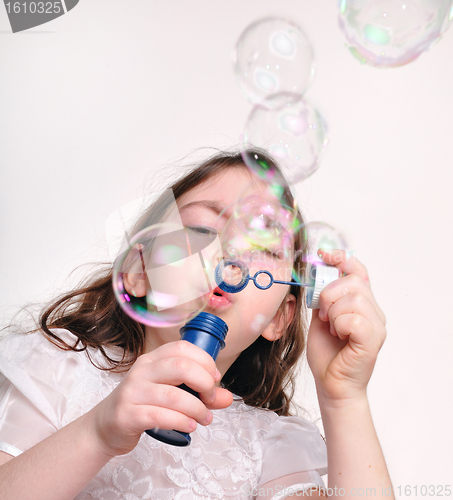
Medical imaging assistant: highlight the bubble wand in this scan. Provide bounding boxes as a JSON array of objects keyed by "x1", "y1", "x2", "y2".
[{"x1": 215, "y1": 259, "x2": 340, "y2": 309}]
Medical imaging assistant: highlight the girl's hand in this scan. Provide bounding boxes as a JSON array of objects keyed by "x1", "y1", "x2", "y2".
[
  {"x1": 88, "y1": 341, "x2": 233, "y2": 457},
  {"x1": 306, "y1": 250, "x2": 387, "y2": 406}
]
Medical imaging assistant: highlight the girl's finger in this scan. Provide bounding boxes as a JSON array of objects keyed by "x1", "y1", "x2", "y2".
[
  {"x1": 143, "y1": 340, "x2": 221, "y2": 383},
  {"x1": 133, "y1": 403, "x2": 199, "y2": 435},
  {"x1": 333, "y1": 313, "x2": 386, "y2": 354},
  {"x1": 129, "y1": 355, "x2": 219, "y2": 407},
  {"x1": 134, "y1": 383, "x2": 214, "y2": 426},
  {"x1": 326, "y1": 292, "x2": 385, "y2": 346},
  {"x1": 154, "y1": 357, "x2": 216, "y2": 392},
  {"x1": 317, "y1": 249, "x2": 371, "y2": 286},
  {"x1": 204, "y1": 387, "x2": 234, "y2": 410},
  {"x1": 318, "y1": 274, "x2": 386, "y2": 327}
]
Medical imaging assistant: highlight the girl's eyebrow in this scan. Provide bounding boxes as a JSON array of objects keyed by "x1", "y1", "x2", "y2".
[{"x1": 179, "y1": 200, "x2": 227, "y2": 215}]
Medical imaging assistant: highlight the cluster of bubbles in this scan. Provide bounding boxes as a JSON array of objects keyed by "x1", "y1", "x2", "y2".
[
  {"x1": 113, "y1": 0, "x2": 453, "y2": 328},
  {"x1": 230, "y1": 17, "x2": 348, "y2": 326},
  {"x1": 233, "y1": 17, "x2": 329, "y2": 185},
  {"x1": 338, "y1": 0, "x2": 453, "y2": 67},
  {"x1": 111, "y1": 15, "x2": 353, "y2": 328}
]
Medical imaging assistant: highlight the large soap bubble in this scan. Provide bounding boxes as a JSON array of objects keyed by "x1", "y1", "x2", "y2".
[
  {"x1": 233, "y1": 17, "x2": 315, "y2": 107},
  {"x1": 112, "y1": 223, "x2": 222, "y2": 327},
  {"x1": 338, "y1": 0, "x2": 453, "y2": 67},
  {"x1": 243, "y1": 94, "x2": 329, "y2": 185},
  {"x1": 292, "y1": 221, "x2": 351, "y2": 285}
]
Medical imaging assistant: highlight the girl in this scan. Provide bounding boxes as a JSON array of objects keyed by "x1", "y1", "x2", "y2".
[{"x1": 0, "y1": 150, "x2": 392, "y2": 499}]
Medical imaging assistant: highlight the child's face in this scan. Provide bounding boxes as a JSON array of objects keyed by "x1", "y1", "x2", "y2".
[{"x1": 145, "y1": 166, "x2": 296, "y2": 375}]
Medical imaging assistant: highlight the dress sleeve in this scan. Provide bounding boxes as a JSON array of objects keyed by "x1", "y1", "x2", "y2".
[
  {"x1": 257, "y1": 414, "x2": 328, "y2": 493},
  {"x1": 0, "y1": 330, "x2": 85, "y2": 456}
]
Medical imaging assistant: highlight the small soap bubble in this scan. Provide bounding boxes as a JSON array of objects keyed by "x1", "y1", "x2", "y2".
[
  {"x1": 250, "y1": 314, "x2": 267, "y2": 333},
  {"x1": 232, "y1": 181, "x2": 299, "y2": 249},
  {"x1": 112, "y1": 222, "x2": 222, "y2": 327},
  {"x1": 243, "y1": 94, "x2": 329, "y2": 185},
  {"x1": 233, "y1": 17, "x2": 315, "y2": 107},
  {"x1": 304, "y1": 221, "x2": 350, "y2": 265},
  {"x1": 292, "y1": 221, "x2": 350, "y2": 285},
  {"x1": 338, "y1": 0, "x2": 453, "y2": 67}
]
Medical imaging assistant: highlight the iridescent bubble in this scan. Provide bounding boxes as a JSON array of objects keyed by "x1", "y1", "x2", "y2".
[
  {"x1": 215, "y1": 208, "x2": 295, "y2": 287},
  {"x1": 232, "y1": 180, "x2": 299, "y2": 248},
  {"x1": 112, "y1": 222, "x2": 222, "y2": 327},
  {"x1": 250, "y1": 313, "x2": 267, "y2": 333},
  {"x1": 243, "y1": 94, "x2": 329, "y2": 185},
  {"x1": 240, "y1": 150, "x2": 287, "y2": 187},
  {"x1": 338, "y1": 0, "x2": 453, "y2": 68},
  {"x1": 445, "y1": 2, "x2": 453, "y2": 31},
  {"x1": 233, "y1": 17, "x2": 315, "y2": 107},
  {"x1": 291, "y1": 221, "x2": 350, "y2": 286}
]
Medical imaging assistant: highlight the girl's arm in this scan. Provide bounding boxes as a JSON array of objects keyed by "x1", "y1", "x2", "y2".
[
  {"x1": 319, "y1": 395, "x2": 393, "y2": 498},
  {"x1": 0, "y1": 340, "x2": 232, "y2": 500},
  {"x1": 0, "y1": 408, "x2": 113, "y2": 500},
  {"x1": 307, "y1": 250, "x2": 394, "y2": 499}
]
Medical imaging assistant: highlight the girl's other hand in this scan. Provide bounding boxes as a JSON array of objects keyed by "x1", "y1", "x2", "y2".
[
  {"x1": 87, "y1": 341, "x2": 233, "y2": 458},
  {"x1": 306, "y1": 249, "x2": 387, "y2": 406}
]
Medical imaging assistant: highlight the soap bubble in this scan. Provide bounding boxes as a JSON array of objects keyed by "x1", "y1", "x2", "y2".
[
  {"x1": 446, "y1": 3, "x2": 453, "y2": 30},
  {"x1": 243, "y1": 94, "x2": 329, "y2": 185},
  {"x1": 303, "y1": 221, "x2": 350, "y2": 265},
  {"x1": 215, "y1": 201, "x2": 295, "y2": 288},
  {"x1": 207, "y1": 178, "x2": 300, "y2": 299},
  {"x1": 232, "y1": 181, "x2": 299, "y2": 248},
  {"x1": 250, "y1": 313, "x2": 267, "y2": 333},
  {"x1": 338, "y1": 0, "x2": 453, "y2": 67},
  {"x1": 241, "y1": 149, "x2": 288, "y2": 187},
  {"x1": 112, "y1": 222, "x2": 222, "y2": 327},
  {"x1": 292, "y1": 221, "x2": 351, "y2": 285},
  {"x1": 233, "y1": 17, "x2": 315, "y2": 107}
]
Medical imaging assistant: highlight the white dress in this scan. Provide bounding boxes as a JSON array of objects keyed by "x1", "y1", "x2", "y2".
[{"x1": 0, "y1": 329, "x2": 327, "y2": 499}]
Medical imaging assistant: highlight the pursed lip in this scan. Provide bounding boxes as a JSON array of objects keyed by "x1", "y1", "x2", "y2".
[{"x1": 206, "y1": 286, "x2": 235, "y2": 309}]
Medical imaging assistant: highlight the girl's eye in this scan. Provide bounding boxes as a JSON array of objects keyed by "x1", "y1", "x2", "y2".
[
  {"x1": 252, "y1": 245, "x2": 279, "y2": 258},
  {"x1": 186, "y1": 226, "x2": 217, "y2": 236}
]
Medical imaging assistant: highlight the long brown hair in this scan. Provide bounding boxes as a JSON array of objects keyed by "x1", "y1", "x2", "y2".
[{"x1": 37, "y1": 149, "x2": 308, "y2": 416}]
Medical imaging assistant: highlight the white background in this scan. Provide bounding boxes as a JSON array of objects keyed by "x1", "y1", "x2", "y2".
[{"x1": 1, "y1": 0, "x2": 452, "y2": 490}]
